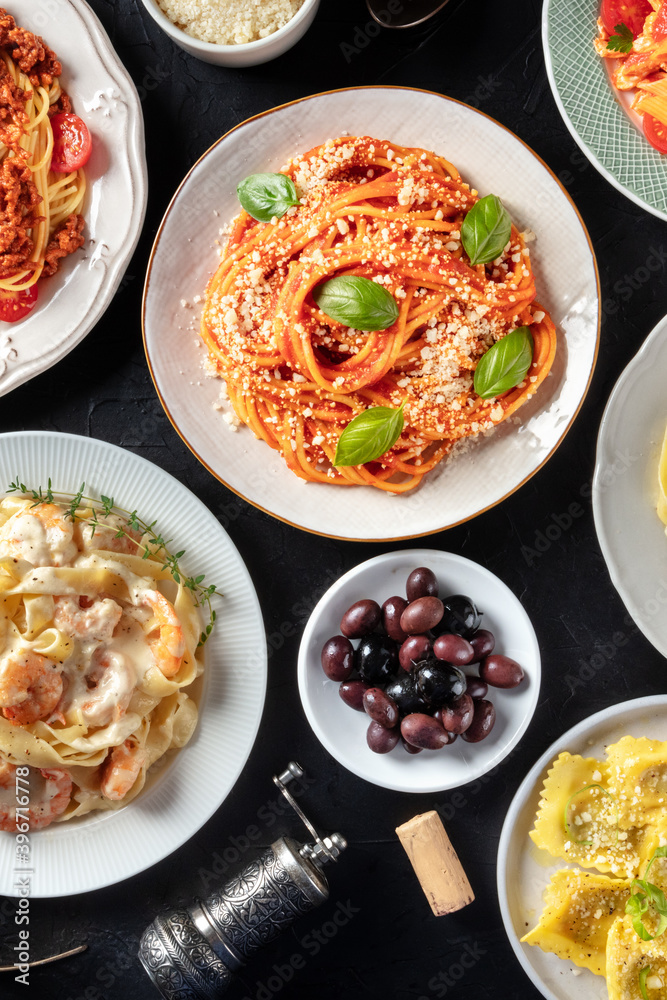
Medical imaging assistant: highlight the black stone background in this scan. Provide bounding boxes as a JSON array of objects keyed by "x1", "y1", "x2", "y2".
[{"x1": 0, "y1": 0, "x2": 665, "y2": 997}]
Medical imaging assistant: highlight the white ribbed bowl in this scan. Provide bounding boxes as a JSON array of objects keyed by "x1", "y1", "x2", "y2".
[
  {"x1": 140, "y1": 0, "x2": 320, "y2": 66},
  {"x1": 0, "y1": 432, "x2": 266, "y2": 896}
]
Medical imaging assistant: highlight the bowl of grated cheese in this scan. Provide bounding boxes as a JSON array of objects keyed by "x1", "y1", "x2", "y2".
[{"x1": 140, "y1": 0, "x2": 320, "y2": 66}]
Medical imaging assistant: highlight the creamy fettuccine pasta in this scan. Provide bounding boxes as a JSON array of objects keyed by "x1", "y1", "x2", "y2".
[{"x1": 0, "y1": 496, "x2": 204, "y2": 829}]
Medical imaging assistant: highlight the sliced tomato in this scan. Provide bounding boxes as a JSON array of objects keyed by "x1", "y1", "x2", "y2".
[
  {"x1": 50, "y1": 113, "x2": 92, "y2": 173},
  {"x1": 601, "y1": 0, "x2": 652, "y2": 36},
  {"x1": 652, "y1": 0, "x2": 667, "y2": 40},
  {"x1": 0, "y1": 284, "x2": 38, "y2": 323},
  {"x1": 643, "y1": 113, "x2": 667, "y2": 152}
]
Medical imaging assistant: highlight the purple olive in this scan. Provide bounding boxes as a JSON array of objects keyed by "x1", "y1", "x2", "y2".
[
  {"x1": 363, "y1": 688, "x2": 399, "y2": 729},
  {"x1": 401, "y1": 713, "x2": 450, "y2": 750},
  {"x1": 406, "y1": 567, "x2": 438, "y2": 601},
  {"x1": 367, "y1": 721, "x2": 400, "y2": 754},
  {"x1": 340, "y1": 599, "x2": 381, "y2": 639},
  {"x1": 433, "y1": 633, "x2": 475, "y2": 666},
  {"x1": 382, "y1": 596, "x2": 408, "y2": 643},
  {"x1": 401, "y1": 736, "x2": 424, "y2": 754},
  {"x1": 433, "y1": 709, "x2": 458, "y2": 742},
  {"x1": 398, "y1": 634, "x2": 432, "y2": 671},
  {"x1": 461, "y1": 700, "x2": 496, "y2": 742},
  {"x1": 339, "y1": 680, "x2": 371, "y2": 711},
  {"x1": 321, "y1": 635, "x2": 354, "y2": 681},
  {"x1": 480, "y1": 654, "x2": 524, "y2": 689},
  {"x1": 400, "y1": 596, "x2": 444, "y2": 635},
  {"x1": 470, "y1": 628, "x2": 495, "y2": 660},
  {"x1": 465, "y1": 676, "x2": 488, "y2": 701},
  {"x1": 438, "y1": 693, "x2": 474, "y2": 734}
]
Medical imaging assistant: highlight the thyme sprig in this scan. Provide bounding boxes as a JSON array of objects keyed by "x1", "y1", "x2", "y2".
[{"x1": 7, "y1": 478, "x2": 219, "y2": 646}]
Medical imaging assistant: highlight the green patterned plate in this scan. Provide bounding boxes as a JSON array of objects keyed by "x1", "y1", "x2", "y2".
[{"x1": 543, "y1": 0, "x2": 667, "y2": 220}]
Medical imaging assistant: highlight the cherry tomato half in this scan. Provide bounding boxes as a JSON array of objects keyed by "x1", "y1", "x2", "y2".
[
  {"x1": 50, "y1": 113, "x2": 92, "y2": 173},
  {"x1": 0, "y1": 284, "x2": 38, "y2": 323},
  {"x1": 601, "y1": 0, "x2": 652, "y2": 36},
  {"x1": 643, "y1": 113, "x2": 667, "y2": 153},
  {"x1": 653, "y1": 0, "x2": 667, "y2": 40}
]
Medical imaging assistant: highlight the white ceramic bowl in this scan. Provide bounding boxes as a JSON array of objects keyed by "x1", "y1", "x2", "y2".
[
  {"x1": 297, "y1": 549, "x2": 541, "y2": 793},
  {"x1": 143, "y1": 87, "x2": 599, "y2": 540},
  {"x1": 140, "y1": 0, "x2": 320, "y2": 66},
  {"x1": 497, "y1": 696, "x2": 667, "y2": 1000}
]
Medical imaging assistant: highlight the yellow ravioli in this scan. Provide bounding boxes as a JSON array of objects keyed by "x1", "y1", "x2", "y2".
[
  {"x1": 607, "y1": 915, "x2": 667, "y2": 1000},
  {"x1": 522, "y1": 869, "x2": 630, "y2": 976}
]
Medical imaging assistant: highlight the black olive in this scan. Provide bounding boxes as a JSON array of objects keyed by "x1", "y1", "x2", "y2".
[
  {"x1": 436, "y1": 595, "x2": 482, "y2": 639},
  {"x1": 385, "y1": 672, "x2": 428, "y2": 716},
  {"x1": 415, "y1": 660, "x2": 466, "y2": 708},
  {"x1": 355, "y1": 634, "x2": 398, "y2": 685}
]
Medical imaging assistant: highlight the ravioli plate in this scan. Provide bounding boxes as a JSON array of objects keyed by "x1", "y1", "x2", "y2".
[{"x1": 498, "y1": 696, "x2": 667, "y2": 1000}]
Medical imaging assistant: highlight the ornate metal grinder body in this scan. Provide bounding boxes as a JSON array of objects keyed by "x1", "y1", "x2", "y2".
[{"x1": 139, "y1": 763, "x2": 346, "y2": 999}]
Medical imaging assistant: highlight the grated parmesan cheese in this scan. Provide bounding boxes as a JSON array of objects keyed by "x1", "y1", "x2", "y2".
[{"x1": 156, "y1": 0, "x2": 306, "y2": 45}]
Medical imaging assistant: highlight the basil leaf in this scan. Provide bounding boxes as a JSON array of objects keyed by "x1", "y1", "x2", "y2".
[
  {"x1": 461, "y1": 193, "x2": 512, "y2": 266},
  {"x1": 627, "y1": 880, "x2": 667, "y2": 941},
  {"x1": 237, "y1": 172, "x2": 299, "y2": 223},
  {"x1": 312, "y1": 276, "x2": 399, "y2": 332},
  {"x1": 473, "y1": 327, "x2": 534, "y2": 400},
  {"x1": 334, "y1": 404, "x2": 405, "y2": 468},
  {"x1": 639, "y1": 966, "x2": 651, "y2": 1000}
]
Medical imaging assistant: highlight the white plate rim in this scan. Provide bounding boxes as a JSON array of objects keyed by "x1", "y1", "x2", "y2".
[
  {"x1": 297, "y1": 547, "x2": 541, "y2": 793},
  {"x1": 497, "y1": 694, "x2": 667, "y2": 1000},
  {"x1": 593, "y1": 313, "x2": 667, "y2": 657},
  {"x1": 0, "y1": 0, "x2": 148, "y2": 396},
  {"x1": 143, "y1": 84, "x2": 601, "y2": 543},
  {"x1": 542, "y1": 0, "x2": 667, "y2": 222},
  {"x1": 0, "y1": 430, "x2": 267, "y2": 897}
]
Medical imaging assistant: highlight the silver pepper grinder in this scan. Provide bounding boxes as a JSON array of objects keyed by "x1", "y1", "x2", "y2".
[{"x1": 139, "y1": 762, "x2": 346, "y2": 1000}]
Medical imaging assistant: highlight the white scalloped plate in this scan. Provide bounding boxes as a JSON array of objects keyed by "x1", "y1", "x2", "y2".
[
  {"x1": 143, "y1": 86, "x2": 600, "y2": 541},
  {"x1": 0, "y1": 432, "x2": 266, "y2": 896},
  {"x1": 593, "y1": 313, "x2": 667, "y2": 657},
  {"x1": 498, "y1": 696, "x2": 667, "y2": 1000},
  {"x1": 0, "y1": 1, "x2": 147, "y2": 396}
]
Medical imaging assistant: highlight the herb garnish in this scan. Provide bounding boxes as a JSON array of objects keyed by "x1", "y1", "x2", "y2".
[
  {"x1": 237, "y1": 172, "x2": 300, "y2": 223},
  {"x1": 473, "y1": 327, "x2": 534, "y2": 400},
  {"x1": 562, "y1": 783, "x2": 618, "y2": 845},
  {"x1": 7, "y1": 478, "x2": 218, "y2": 646},
  {"x1": 461, "y1": 193, "x2": 512, "y2": 266},
  {"x1": 639, "y1": 965, "x2": 651, "y2": 1000},
  {"x1": 607, "y1": 22, "x2": 634, "y2": 53},
  {"x1": 313, "y1": 275, "x2": 399, "y2": 332},
  {"x1": 626, "y1": 846, "x2": 667, "y2": 941},
  {"x1": 334, "y1": 403, "x2": 405, "y2": 468}
]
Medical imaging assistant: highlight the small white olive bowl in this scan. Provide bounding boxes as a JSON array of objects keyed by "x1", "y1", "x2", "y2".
[
  {"x1": 297, "y1": 549, "x2": 541, "y2": 793},
  {"x1": 139, "y1": 0, "x2": 320, "y2": 67}
]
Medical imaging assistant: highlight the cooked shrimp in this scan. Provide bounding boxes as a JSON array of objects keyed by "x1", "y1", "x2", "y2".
[
  {"x1": 77, "y1": 514, "x2": 143, "y2": 555},
  {"x1": 53, "y1": 595, "x2": 122, "y2": 643},
  {"x1": 0, "y1": 650, "x2": 63, "y2": 725},
  {"x1": 142, "y1": 590, "x2": 185, "y2": 678},
  {"x1": 80, "y1": 648, "x2": 136, "y2": 727},
  {"x1": 0, "y1": 502, "x2": 76, "y2": 566},
  {"x1": 99, "y1": 739, "x2": 146, "y2": 801},
  {"x1": 0, "y1": 761, "x2": 72, "y2": 830}
]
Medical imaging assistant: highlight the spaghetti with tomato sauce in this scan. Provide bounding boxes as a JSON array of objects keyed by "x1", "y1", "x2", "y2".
[
  {"x1": 0, "y1": 8, "x2": 92, "y2": 322},
  {"x1": 201, "y1": 137, "x2": 557, "y2": 493}
]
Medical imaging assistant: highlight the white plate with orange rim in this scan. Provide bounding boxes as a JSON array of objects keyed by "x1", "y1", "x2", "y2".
[
  {"x1": 143, "y1": 85, "x2": 599, "y2": 541},
  {"x1": 0, "y1": 1, "x2": 147, "y2": 397},
  {"x1": 297, "y1": 548, "x2": 540, "y2": 793},
  {"x1": 497, "y1": 695, "x2": 667, "y2": 1000},
  {"x1": 593, "y1": 313, "x2": 667, "y2": 658},
  {"x1": 0, "y1": 431, "x2": 266, "y2": 897}
]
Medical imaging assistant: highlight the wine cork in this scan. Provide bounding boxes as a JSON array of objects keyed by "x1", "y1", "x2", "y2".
[{"x1": 396, "y1": 810, "x2": 474, "y2": 916}]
